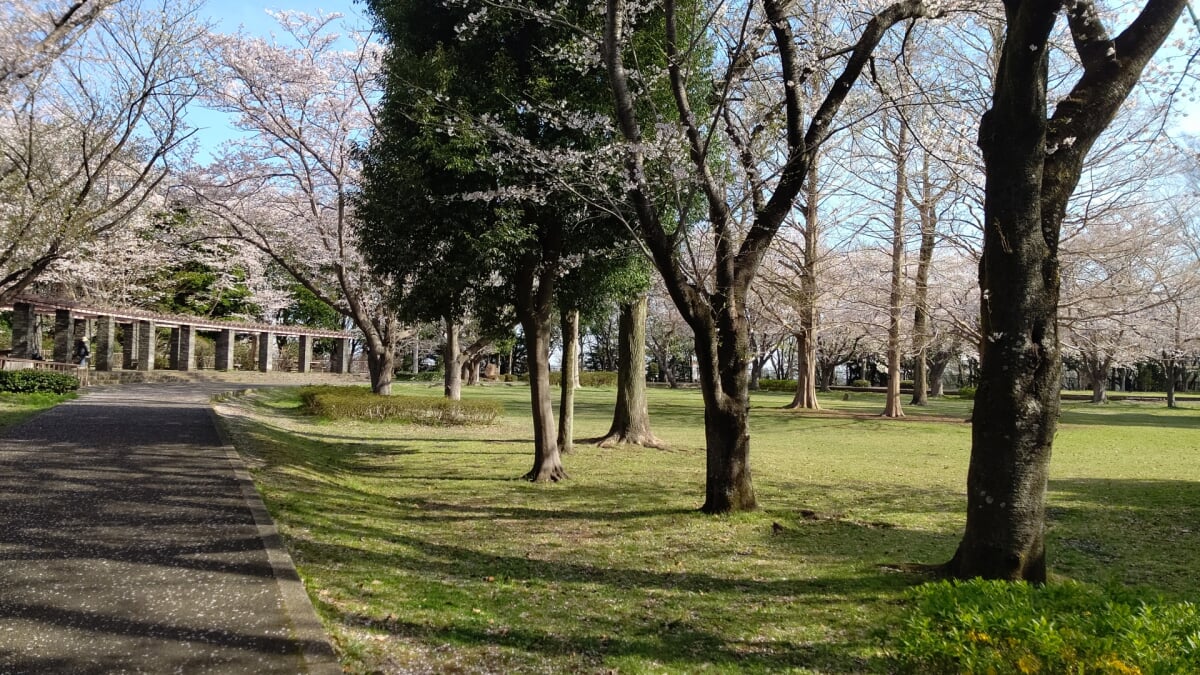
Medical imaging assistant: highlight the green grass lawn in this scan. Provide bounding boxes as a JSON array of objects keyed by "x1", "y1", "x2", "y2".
[
  {"x1": 0, "y1": 391, "x2": 76, "y2": 431},
  {"x1": 214, "y1": 384, "x2": 1200, "y2": 674}
]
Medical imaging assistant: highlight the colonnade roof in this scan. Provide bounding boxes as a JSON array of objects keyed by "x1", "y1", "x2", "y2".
[{"x1": 8, "y1": 295, "x2": 353, "y2": 340}]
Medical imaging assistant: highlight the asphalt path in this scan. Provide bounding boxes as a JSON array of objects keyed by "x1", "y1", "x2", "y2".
[{"x1": 0, "y1": 383, "x2": 338, "y2": 674}]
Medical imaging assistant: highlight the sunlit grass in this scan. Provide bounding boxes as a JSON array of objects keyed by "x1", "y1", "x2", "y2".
[{"x1": 215, "y1": 384, "x2": 1200, "y2": 674}]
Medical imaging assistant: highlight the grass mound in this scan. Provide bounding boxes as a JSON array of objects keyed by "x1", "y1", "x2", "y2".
[
  {"x1": 299, "y1": 385, "x2": 500, "y2": 425},
  {"x1": 891, "y1": 579, "x2": 1200, "y2": 674}
]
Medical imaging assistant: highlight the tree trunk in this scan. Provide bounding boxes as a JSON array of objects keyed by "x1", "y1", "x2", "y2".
[
  {"x1": 523, "y1": 315, "x2": 565, "y2": 481},
  {"x1": 655, "y1": 344, "x2": 679, "y2": 389},
  {"x1": 1166, "y1": 358, "x2": 1178, "y2": 409},
  {"x1": 597, "y1": 295, "x2": 661, "y2": 447},
  {"x1": 467, "y1": 356, "x2": 482, "y2": 386},
  {"x1": 363, "y1": 313, "x2": 398, "y2": 395},
  {"x1": 366, "y1": 346, "x2": 394, "y2": 395},
  {"x1": 944, "y1": 0, "x2": 1186, "y2": 582},
  {"x1": 789, "y1": 152, "x2": 821, "y2": 411},
  {"x1": 443, "y1": 316, "x2": 462, "y2": 400},
  {"x1": 694, "y1": 312, "x2": 756, "y2": 514},
  {"x1": 818, "y1": 361, "x2": 836, "y2": 392},
  {"x1": 516, "y1": 245, "x2": 566, "y2": 482},
  {"x1": 910, "y1": 151, "x2": 938, "y2": 407},
  {"x1": 928, "y1": 352, "x2": 951, "y2": 398},
  {"x1": 944, "y1": 9, "x2": 1062, "y2": 581},
  {"x1": 748, "y1": 355, "x2": 763, "y2": 391},
  {"x1": 882, "y1": 117, "x2": 907, "y2": 419},
  {"x1": 558, "y1": 308, "x2": 579, "y2": 454},
  {"x1": 412, "y1": 326, "x2": 420, "y2": 375},
  {"x1": 786, "y1": 330, "x2": 820, "y2": 409},
  {"x1": 1082, "y1": 353, "x2": 1110, "y2": 404}
]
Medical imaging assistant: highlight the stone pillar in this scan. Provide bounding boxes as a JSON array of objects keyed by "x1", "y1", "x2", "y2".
[
  {"x1": 177, "y1": 325, "x2": 196, "y2": 371},
  {"x1": 122, "y1": 323, "x2": 138, "y2": 369},
  {"x1": 11, "y1": 303, "x2": 39, "y2": 359},
  {"x1": 136, "y1": 320, "x2": 155, "y2": 371},
  {"x1": 215, "y1": 329, "x2": 235, "y2": 371},
  {"x1": 330, "y1": 337, "x2": 350, "y2": 374},
  {"x1": 53, "y1": 309, "x2": 74, "y2": 363},
  {"x1": 73, "y1": 318, "x2": 89, "y2": 342},
  {"x1": 257, "y1": 331, "x2": 275, "y2": 373},
  {"x1": 167, "y1": 328, "x2": 180, "y2": 370},
  {"x1": 297, "y1": 335, "x2": 313, "y2": 373},
  {"x1": 95, "y1": 316, "x2": 116, "y2": 371}
]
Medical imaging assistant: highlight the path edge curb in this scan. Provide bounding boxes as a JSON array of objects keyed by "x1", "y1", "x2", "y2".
[{"x1": 209, "y1": 406, "x2": 341, "y2": 675}]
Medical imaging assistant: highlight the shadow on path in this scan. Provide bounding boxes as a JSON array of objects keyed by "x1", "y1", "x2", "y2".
[{"x1": 0, "y1": 383, "x2": 335, "y2": 674}]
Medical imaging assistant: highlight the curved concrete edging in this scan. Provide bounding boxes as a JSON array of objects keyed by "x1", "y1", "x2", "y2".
[{"x1": 209, "y1": 407, "x2": 341, "y2": 675}]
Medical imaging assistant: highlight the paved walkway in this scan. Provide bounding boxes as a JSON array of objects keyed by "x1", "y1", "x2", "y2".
[{"x1": 0, "y1": 383, "x2": 338, "y2": 674}]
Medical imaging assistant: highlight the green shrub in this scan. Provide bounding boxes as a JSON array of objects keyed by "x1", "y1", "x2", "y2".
[
  {"x1": 851, "y1": 379, "x2": 872, "y2": 388},
  {"x1": 900, "y1": 379, "x2": 914, "y2": 388},
  {"x1": 547, "y1": 371, "x2": 618, "y2": 387},
  {"x1": 393, "y1": 370, "x2": 442, "y2": 382},
  {"x1": 889, "y1": 579, "x2": 1200, "y2": 674},
  {"x1": 298, "y1": 386, "x2": 500, "y2": 425},
  {"x1": 0, "y1": 370, "x2": 80, "y2": 394},
  {"x1": 958, "y1": 386, "x2": 977, "y2": 400},
  {"x1": 502, "y1": 373, "x2": 515, "y2": 382},
  {"x1": 756, "y1": 378, "x2": 797, "y2": 392}
]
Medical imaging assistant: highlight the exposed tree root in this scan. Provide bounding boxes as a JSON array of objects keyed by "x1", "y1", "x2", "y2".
[
  {"x1": 588, "y1": 431, "x2": 667, "y2": 450},
  {"x1": 523, "y1": 464, "x2": 568, "y2": 482},
  {"x1": 781, "y1": 401, "x2": 821, "y2": 411}
]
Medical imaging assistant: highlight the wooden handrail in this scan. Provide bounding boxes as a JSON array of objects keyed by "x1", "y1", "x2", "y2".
[{"x1": 0, "y1": 357, "x2": 83, "y2": 373}]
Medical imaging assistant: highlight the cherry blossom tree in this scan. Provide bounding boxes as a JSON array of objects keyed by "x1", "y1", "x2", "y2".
[
  {"x1": 0, "y1": 0, "x2": 203, "y2": 305},
  {"x1": 603, "y1": 0, "x2": 949, "y2": 513},
  {"x1": 181, "y1": 12, "x2": 407, "y2": 394},
  {"x1": 944, "y1": 0, "x2": 1188, "y2": 582},
  {"x1": 0, "y1": 0, "x2": 117, "y2": 99}
]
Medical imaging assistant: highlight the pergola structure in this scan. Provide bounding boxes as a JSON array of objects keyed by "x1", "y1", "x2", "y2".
[{"x1": 6, "y1": 295, "x2": 355, "y2": 374}]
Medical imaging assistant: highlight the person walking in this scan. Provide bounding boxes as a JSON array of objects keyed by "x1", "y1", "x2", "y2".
[{"x1": 73, "y1": 338, "x2": 90, "y2": 386}]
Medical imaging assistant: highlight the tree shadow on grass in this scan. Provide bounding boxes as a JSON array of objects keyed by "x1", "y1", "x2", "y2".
[
  {"x1": 1057, "y1": 408, "x2": 1200, "y2": 429},
  {"x1": 1043, "y1": 477, "x2": 1199, "y2": 595},
  {"x1": 317, "y1": 598, "x2": 889, "y2": 674}
]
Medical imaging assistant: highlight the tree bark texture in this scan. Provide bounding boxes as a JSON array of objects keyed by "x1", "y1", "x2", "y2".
[
  {"x1": 443, "y1": 316, "x2": 462, "y2": 400},
  {"x1": 1084, "y1": 355, "x2": 1108, "y2": 401},
  {"x1": 1166, "y1": 357, "x2": 1178, "y2": 409},
  {"x1": 787, "y1": 330, "x2": 820, "y2": 409},
  {"x1": 598, "y1": 295, "x2": 661, "y2": 447},
  {"x1": 945, "y1": 0, "x2": 1185, "y2": 582},
  {"x1": 909, "y1": 149, "x2": 940, "y2": 406},
  {"x1": 695, "y1": 314, "x2": 756, "y2": 513},
  {"x1": 523, "y1": 316, "x2": 565, "y2": 481},
  {"x1": 1081, "y1": 352, "x2": 1112, "y2": 403},
  {"x1": 928, "y1": 351, "x2": 952, "y2": 398},
  {"x1": 882, "y1": 118, "x2": 907, "y2": 419},
  {"x1": 787, "y1": 159, "x2": 821, "y2": 410},
  {"x1": 516, "y1": 235, "x2": 566, "y2": 482},
  {"x1": 558, "y1": 308, "x2": 579, "y2": 454},
  {"x1": 363, "y1": 313, "x2": 399, "y2": 395}
]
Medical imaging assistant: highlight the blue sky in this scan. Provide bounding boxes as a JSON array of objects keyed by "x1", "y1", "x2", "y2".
[
  {"x1": 189, "y1": 0, "x2": 365, "y2": 159},
  {"x1": 204, "y1": 0, "x2": 363, "y2": 33}
]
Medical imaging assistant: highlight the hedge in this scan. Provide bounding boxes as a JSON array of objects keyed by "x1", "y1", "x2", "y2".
[
  {"x1": 544, "y1": 371, "x2": 619, "y2": 388},
  {"x1": 0, "y1": 370, "x2": 80, "y2": 394},
  {"x1": 755, "y1": 378, "x2": 797, "y2": 392},
  {"x1": 299, "y1": 386, "x2": 500, "y2": 425}
]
